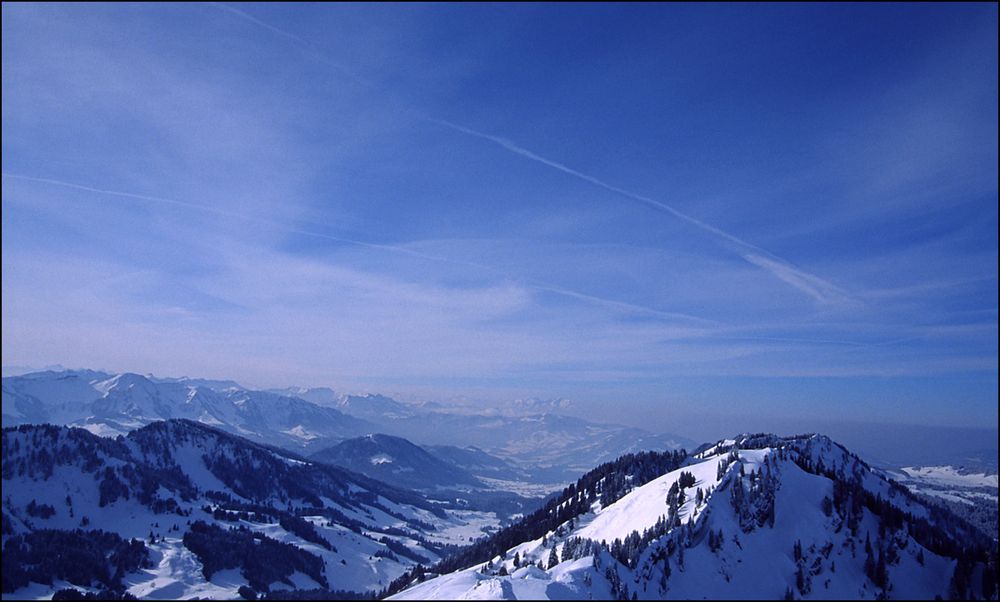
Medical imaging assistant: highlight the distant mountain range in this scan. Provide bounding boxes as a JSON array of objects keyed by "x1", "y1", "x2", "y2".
[
  {"x1": 2, "y1": 370, "x2": 375, "y2": 450},
  {"x1": 2, "y1": 370, "x2": 695, "y2": 483}
]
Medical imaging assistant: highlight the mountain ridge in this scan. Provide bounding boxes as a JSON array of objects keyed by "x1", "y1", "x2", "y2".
[
  {"x1": 2, "y1": 369, "x2": 694, "y2": 484},
  {"x1": 388, "y1": 433, "x2": 997, "y2": 600},
  {"x1": 2, "y1": 419, "x2": 502, "y2": 598}
]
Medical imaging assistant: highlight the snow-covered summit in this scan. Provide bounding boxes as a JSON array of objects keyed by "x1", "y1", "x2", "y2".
[{"x1": 391, "y1": 434, "x2": 996, "y2": 600}]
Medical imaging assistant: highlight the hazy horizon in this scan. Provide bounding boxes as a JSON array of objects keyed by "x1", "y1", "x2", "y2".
[
  {"x1": 3, "y1": 4, "x2": 997, "y2": 436},
  {"x1": 4, "y1": 363, "x2": 998, "y2": 468}
]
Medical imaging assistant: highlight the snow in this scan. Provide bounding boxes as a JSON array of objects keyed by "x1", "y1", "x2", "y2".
[
  {"x1": 269, "y1": 571, "x2": 323, "y2": 591},
  {"x1": 282, "y1": 425, "x2": 320, "y2": 441},
  {"x1": 395, "y1": 442, "x2": 960, "y2": 601},
  {"x1": 3, "y1": 421, "x2": 516, "y2": 599},
  {"x1": 695, "y1": 439, "x2": 737, "y2": 459},
  {"x1": 392, "y1": 557, "x2": 613, "y2": 600},
  {"x1": 3, "y1": 371, "x2": 371, "y2": 451},
  {"x1": 269, "y1": 449, "x2": 310, "y2": 466},
  {"x1": 477, "y1": 477, "x2": 565, "y2": 498},
  {"x1": 422, "y1": 508, "x2": 501, "y2": 545},
  {"x1": 907, "y1": 487, "x2": 976, "y2": 505},
  {"x1": 4, "y1": 580, "x2": 99, "y2": 600},
  {"x1": 899, "y1": 466, "x2": 998, "y2": 489},
  {"x1": 577, "y1": 454, "x2": 725, "y2": 543},
  {"x1": 893, "y1": 464, "x2": 998, "y2": 508},
  {"x1": 125, "y1": 540, "x2": 244, "y2": 600},
  {"x1": 392, "y1": 558, "x2": 610, "y2": 601},
  {"x1": 77, "y1": 422, "x2": 130, "y2": 438},
  {"x1": 167, "y1": 442, "x2": 239, "y2": 495},
  {"x1": 4, "y1": 409, "x2": 979, "y2": 601},
  {"x1": 197, "y1": 412, "x2": 225, "y2": 426}
]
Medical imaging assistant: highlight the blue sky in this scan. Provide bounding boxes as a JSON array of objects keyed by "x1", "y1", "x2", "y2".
[{"x1": 2, "y1": 3, "x2": 997, "y2": 437}]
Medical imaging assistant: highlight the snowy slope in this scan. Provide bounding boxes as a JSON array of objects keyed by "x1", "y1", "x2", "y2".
[
  {"x1": 1, "y1": 369, "x2": 111, "y2": 424},
  {"x1": 2, "y1": 421, "x2": 501, "y2": 599},
  {"x1": 310, "y1": 434, "x2": 484, "y2": 491},
  {"x1": 392, "y1": 434, "x2": 996, "y2": 600}
]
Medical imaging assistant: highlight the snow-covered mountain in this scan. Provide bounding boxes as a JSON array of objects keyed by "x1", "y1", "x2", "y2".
[
  {"x1": 309, "y1": 434, "x2": 548, "y2": 523},
  {"x1": 2, "y1": 370, "x2": 377, "y2": 449},
  {"x1": 2, "y1": 420, "x2": 501, "y2": 599},
  {"x1": 267, "y1": 386, "x2": 341, "y2": 408},
  {"x1": 426, "y1": 444, "x2": 534, "y2": 483},
  {"x1": 388, "y1": 434, "x2": 997, "y2": 600},
  {"x1": 272, "y1": 387, "x2": 683, "y2": 481},
  {"x1": 322, "y1": 406, "x2": 695, "y2": 483},
  {"x1": 309, "y1": 433, "x2": 485, "y2": 492},
  {"x1": 3, "y1": 370, "x2": 695, "y2": 485},
  {"x1": 336, "y1": 394, "x2": 420, "y2": 421}
]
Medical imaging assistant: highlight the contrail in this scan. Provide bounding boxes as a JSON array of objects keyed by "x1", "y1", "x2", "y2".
[
  {"x1": 741, "y1": 253, "x2": 848, "y2": 304},
  {"x1": 2, "y1": 172, "x2": 714, "y2": 325},
  {"x1": 429, "y1": 118, "x2": 852, "y2": 305},
  {"x1": 527, "y1": 283, "x2": 717, "y2": 325},
  {"x1": 427, "y1": 118, "x2": 760, "y2": 252},
  {"x1": 208, "y1": 2, "x2": 371, "y2": 86},
  {"x1": 0, "y1": 173, "x2": 487, "y2": 266},
  {"x1": 209, "y1": 2, "x2": 306, "y2": 45},
  {"x1": 208, "y1": 4, "x2": 851, "y2": 305}
]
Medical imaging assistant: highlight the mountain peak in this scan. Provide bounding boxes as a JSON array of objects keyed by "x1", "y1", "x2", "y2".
[{"x1": 390, "y1": 433, "x2": 994, "y2": 600}]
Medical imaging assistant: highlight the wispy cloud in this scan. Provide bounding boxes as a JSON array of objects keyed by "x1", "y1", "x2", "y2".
[
  {"x1": 207, "y1": 6, "x2": 853, "y2": 305},
  {"x1": 208, "y1": 2, "x2": 371, "y2": 86},
  {"x1": 4, "y1": 3, "x2": 995, "y2": 430},
  {"x1": 1, "y1": 172, "x2": 710, "y2": 325},
  {"x1": 859, "y1": 275, "x2": 998, "y2": 301},
  {"x1": 741, "y1": 253, "x2": 851, "y2": 305}
]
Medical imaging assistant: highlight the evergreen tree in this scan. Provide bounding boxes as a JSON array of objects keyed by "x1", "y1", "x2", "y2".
[
  {"x1": 547, "y1": 546, "x2": 559, "y2": 569},
  {"x1": 874, "y1": 550, "x2": 888, "y2": 590},
  {"x1": 678, "y1": 471, "x2": 697, "y2": 489},
  {"x1": 982, "y1": 557, "x2": 997, "y2": 601}
]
